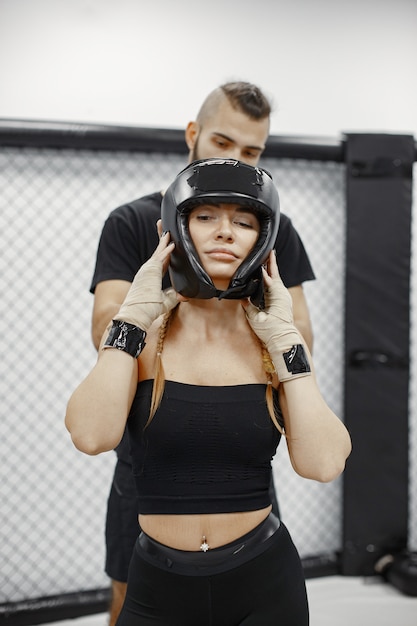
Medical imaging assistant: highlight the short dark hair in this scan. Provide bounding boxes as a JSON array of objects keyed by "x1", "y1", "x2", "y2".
[
  {"x1": 220, "y1": 81, "x2": 272, "y2": 120},
  {"x1": 196, "y1": 81, "x2": 272, "y2": 125}
]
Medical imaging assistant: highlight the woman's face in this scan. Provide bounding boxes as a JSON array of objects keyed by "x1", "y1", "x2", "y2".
[{"x1": 188, "y1": 203, "x2": 260, "y2": 290}]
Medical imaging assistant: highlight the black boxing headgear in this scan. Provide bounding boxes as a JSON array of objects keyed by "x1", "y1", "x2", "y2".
[{"x1": 161, "y1": 158, "x2": 280, "y2": 303}]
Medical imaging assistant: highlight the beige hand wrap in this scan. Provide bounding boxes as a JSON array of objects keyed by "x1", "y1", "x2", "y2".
[
  {"x1": 114, "y1": 258, "x2": 178, "y2": 331},
  {"x1": 244, "y1": 275, "x2": 311, "y2": 382}
]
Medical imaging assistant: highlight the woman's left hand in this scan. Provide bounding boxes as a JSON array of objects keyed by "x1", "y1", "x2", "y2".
[
  {"x1": 242, "y1": 251, "x2": 311, "y2": 382},
  {"x1": 241, "y1": 251, "x2": 298, "y2": 347}
]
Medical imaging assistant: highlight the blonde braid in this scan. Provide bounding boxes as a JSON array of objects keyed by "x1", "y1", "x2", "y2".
[
  {"x1": 147, "y1": 309, "x2": 284, "y2": 434},
  {"x1": 260, "y1": 340, "x2": 285, "y2": 435},
  {"x1": 146, "y1": 306, "x2": 177, "y2": 427}
]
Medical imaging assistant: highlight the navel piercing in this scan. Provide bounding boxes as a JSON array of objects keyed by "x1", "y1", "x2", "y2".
[{"x1": 200, "y1": 535, "x2": 210, "y2": 552}]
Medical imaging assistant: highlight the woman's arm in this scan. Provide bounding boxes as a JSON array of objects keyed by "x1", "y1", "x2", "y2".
[
  {"x1": 278, "y1": 347, "x2": 351, "y2": 482},
  {"x1": 65, "y1": 347, "x2": 138, "y2": 455},
  {"x1": 65, "y1": 232, "x2": 178, "y2": 455},
  {"x1": 243, "y1": 251, "x2": 351, "y2": 482}
]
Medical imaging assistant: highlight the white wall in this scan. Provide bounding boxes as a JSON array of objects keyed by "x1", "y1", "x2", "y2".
[{"x1": 0, "y1": 0, "x2": 416, "y2": 138}]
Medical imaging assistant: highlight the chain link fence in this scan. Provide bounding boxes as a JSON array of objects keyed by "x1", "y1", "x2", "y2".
[
  {"x1": 0, "y1": 142, "x2": 415, "y2": 606},
  {"x1": 263, "y1": 157, "x2": 347, "y2": 559}
]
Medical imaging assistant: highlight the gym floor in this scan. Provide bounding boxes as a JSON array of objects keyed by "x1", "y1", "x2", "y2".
[{"x1": 42, "y1": 576, "x2": 417, "y2": 626}]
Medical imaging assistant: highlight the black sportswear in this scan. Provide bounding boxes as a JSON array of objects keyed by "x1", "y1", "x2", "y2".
[{"x1": 127, "y1": 380, "x2": 281, "y2": 515}]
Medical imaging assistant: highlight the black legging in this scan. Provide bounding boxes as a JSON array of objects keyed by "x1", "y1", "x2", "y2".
[{"x1": 117, "y1": 520, "x2": 309, "y2": 626}]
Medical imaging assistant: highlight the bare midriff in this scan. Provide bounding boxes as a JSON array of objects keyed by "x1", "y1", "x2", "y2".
[{"x1": 139, "y1": 505, "x2": 272, "y2": 551}]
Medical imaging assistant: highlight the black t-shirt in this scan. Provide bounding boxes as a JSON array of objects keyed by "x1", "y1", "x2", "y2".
[
  {"x1": 90, "y1": 191, "x2": 315, "y2": 462},
  {"x1": 90, "y1": 191, "x2": 315, "y2": 293}
]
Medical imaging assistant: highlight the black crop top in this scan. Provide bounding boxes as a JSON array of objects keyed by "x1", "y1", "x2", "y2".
[{"x1": 127, "y1": 380, "x2": 281, "y2": 515}]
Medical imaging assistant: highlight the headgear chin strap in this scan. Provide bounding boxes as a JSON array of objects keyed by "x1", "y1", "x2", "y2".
[{"x1": 161, "y1": 158, "x2": 280, "y2": 304}]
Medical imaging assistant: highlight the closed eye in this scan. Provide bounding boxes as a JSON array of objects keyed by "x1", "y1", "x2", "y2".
[
  {"x1": 234, "y1": 219, "x2": 255, "y2": 228},
  {"x1": 213, "y1": 138, "x2": 229, "y2": 149},
  {"x1": 196, "y1": 214, "x2": 213, "y2": 221},
  {"x1": 243, "y1": 150, "x2": 259, "y2": 160}
]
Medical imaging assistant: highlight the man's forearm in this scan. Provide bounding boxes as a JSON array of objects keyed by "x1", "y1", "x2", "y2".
[
  {"x1": 294, "y1": 318, "x2": 313, "y2": 354},
  {"x1": 92, "y1": 303, "x2": 124, "y2": 350}
]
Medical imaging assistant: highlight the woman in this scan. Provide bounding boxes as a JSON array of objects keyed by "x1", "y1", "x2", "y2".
[{"x1": 65, "y1": 158, "x2": 351, "y2": 625}]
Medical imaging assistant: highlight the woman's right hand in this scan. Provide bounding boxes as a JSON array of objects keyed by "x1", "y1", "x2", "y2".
[{"x1": 113, "y1": 232, "x2": 178, "y2": 331}]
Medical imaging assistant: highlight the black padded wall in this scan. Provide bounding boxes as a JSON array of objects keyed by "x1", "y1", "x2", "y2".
[{"x1": 342, "y1": 133, "x2": 414, "y2": 575}]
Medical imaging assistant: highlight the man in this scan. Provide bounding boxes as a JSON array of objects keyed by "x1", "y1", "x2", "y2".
[{"x1": 90, "y1": 81, "x2": 315, "y2": 624}]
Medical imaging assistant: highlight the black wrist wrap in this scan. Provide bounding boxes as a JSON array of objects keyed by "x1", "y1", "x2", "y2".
[
  {"x1": 283, "y1": 344, "x2": 311, "y2": 376},
  {"x1": 103, "y1": 320, "x2": 146, "y2": 359}
]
